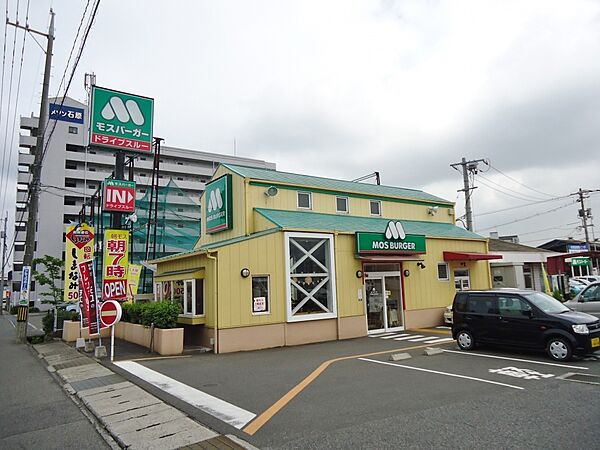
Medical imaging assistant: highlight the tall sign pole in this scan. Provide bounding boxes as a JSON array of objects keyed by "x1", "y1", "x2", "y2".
[
  {"x1": 1, "y1": 214, "x2": 7, "y2": 315},
  {"x1": 11, "y1": 10, "x2": 55, "y2": 343}
]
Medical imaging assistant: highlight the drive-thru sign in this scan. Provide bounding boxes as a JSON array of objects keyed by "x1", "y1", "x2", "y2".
[{"x1": 103, "y1": 179, "x2": 136, "y2": 212}]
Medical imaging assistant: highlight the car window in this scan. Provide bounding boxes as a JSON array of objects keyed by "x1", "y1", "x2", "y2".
[
  {"x1": 466, "y1": 295, "x2": 497, "y2": 314},
  {"x1": 498, "y1": 296, "x2": 531, "y2": 317},
  {"x1": 454, "y1": 293, "x2": 468, "y2": 312},
  {"x1": 583, "y1": 285, "x2": 600, "y2": 302},
  {"x1": 523, "y1": 292, "x2": 569, "y2": 314}
]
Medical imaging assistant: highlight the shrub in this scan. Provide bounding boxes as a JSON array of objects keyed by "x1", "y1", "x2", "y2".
[
  {"x1": 121, "y1": 301, "x2": 133, "y2": 322},
  {"x1": 42, "y1": 311, "x2": 54, "y2": 336},
  {"x1": 128, "y1": 302, "x2": 143, "y2": 324},
  {"x1": 10, "y1": 305, "x2": 18, "y2": 315},
  {"x1": 70, "y1": 311, "x2": 80, "y2": 322},
  {"x1": 140, "y1": 301, "x2": 180, "y2": 329},
  {"x1": 29, "y1": 307, "x2": 40, "y2": 313},
  {"x1": 552, "y1": 288, "x2": 563, "y2": 302}
]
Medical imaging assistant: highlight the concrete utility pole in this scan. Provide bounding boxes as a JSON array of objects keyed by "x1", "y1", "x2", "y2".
[
  {"x1": 573, "y1": 188, "x2": 600, "y2": 247},
  {"x1": 450, "y1": 157, "x2": 487, "y2": 231},
  {"x1": 12, "y1": 10, "x2": 55, "y2": 343},
  {"x1": 1, "y1": 215, "x2": 7, "y2": 315}
]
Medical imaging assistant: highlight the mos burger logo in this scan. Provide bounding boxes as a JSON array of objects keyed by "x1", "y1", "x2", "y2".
[
  {"x1": 207, "y1": 188, "x2": 223, "y2": 213},
  {"x1": 385, "y1": 221, "x2": 406, "y2": 240}
]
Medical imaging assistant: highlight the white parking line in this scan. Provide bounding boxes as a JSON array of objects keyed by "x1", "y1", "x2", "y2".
[
  {"x1": 7, "y1": 319, "x2": 15, "y2": 328},
  {"x1": 424, "y1": 337, "x2": 454, "y2": 344},
  {"x1": 115, "y1": 361, "x2": 256, "y2": 429},
  {"x1": 359, "y1": 358, "x2": 524, "y2": 390},
  {"x1": 441, "y1": 349, "x2": 589, "y2": 370},
  {"x1": 381, "y1": 333, "x2": 409, "y2": 340},
  {"x1": 393, "y1": 335, "x2": 423, "y2": 341},
  {"x1": 408, "y1": 336, "x2": 438, "y2": 342},
  {"x1": 28, "y1": 323, "x2": 38, "y2": 330},
  {"x1": 436, "y1": 326, "x2": 451, "y2": 329}
]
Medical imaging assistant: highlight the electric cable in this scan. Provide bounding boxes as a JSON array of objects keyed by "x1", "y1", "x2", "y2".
[
  {"x1": 476, "y1": 201, "x2": 575, "y2": 232},
  {"x1": 475, "y1": 194, "x2": 570, "y2": 217},
  {"x1": 475, "y1": 175, "x2": 545, "y2": 203},
  {"x1": 476, "y1": 172, "x2": 548, "y2": 202},
  {"x1": 487, "y1": 162, "x2": 556, "y2": 198}
]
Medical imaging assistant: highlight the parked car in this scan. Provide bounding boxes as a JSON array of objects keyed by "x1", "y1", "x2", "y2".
[
  {"x1": 443, "y1": 304, "x2": 453, "y2": 325},
  {"x1": 566, "y1": 282, "x2": 600, "y2": 319},
  {"x1": 452, "y1": 289, "x2": 600, "y2": 361},
  {"x1": 569, "y1": 279, "x2": 588, "y2": 296},
  {"x1": 57, "y1": 302, "x2": 80, "y2": 313},
  {"x1": 573, "y1": 276, "x2": 600, "y2": 284}
]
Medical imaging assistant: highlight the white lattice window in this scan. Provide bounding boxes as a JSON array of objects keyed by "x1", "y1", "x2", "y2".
[{"x1": 285, "y1": 232, "x2": 337, "y2": 322}]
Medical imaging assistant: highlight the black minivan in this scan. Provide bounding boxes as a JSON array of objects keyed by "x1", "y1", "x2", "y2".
[{"x1": 452, "y1": 289, "x2": 600, "y2": 361}]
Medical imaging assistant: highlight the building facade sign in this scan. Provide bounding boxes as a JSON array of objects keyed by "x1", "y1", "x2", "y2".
[
  {"x1": 567, "y1": 243, "x2": 589, "y2": 253},
  {"x1": 571, "y1": 256, "x2": 591, "y2": 267},
  {"x1": 103, "y1": 179, "x2": 136, "y2": 212},
  {"x1": 102, "y1": 229, "x2": 129, "y2": 300},
  {"x1": 356, "y1": 221, "x2": 426, "y2": 254},
  {"x1": 90, "y1": 86, "x2": 154, "y2": 153},
  {"x1": 49, "y1": 103, "x2": 85, "y2": 124},
  {"x1": 205, "y1": 174, "x2": 233, "y2": 233}
]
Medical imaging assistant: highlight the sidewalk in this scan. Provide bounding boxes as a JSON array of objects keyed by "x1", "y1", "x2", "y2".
[
  {"x1": 31, "y1": 336, "x2": 256, "y2": 449},
  {"x1": 0, "y1": 315, "x2": 110, "y2": 449}
]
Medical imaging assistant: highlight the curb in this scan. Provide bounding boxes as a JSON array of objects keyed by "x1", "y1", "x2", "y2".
[{"x1": 31, "y1": 339, "x2": 258, "y2": 450}]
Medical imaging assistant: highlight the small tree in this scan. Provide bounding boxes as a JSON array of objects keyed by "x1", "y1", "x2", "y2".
[{"x1": 32, "y1": 255, "x2": 64, "y2": 306}]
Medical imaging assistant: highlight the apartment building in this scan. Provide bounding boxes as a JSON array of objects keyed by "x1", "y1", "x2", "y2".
[{"x1": 12, "y1": 96, "x2": 275, "y2": 306}]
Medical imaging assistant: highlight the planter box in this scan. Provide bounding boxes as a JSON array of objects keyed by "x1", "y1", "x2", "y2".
[
  {"x1": 62, "y1": 321, "x2": 80, "y2": 342},
  {"x1": 116, "y1": 321, "x2": 183, "y2": 356},
  {"x1": 61, "y1": 321, "x2": 111, "y2": 342}
]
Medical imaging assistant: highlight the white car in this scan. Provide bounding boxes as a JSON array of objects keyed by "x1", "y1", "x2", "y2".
[
  {"x1": 573, "y1": 276, "x2": 600, "y2": 285},
  {"x1": 443, "y1": 304, "x2": 453, "y2": 325}
]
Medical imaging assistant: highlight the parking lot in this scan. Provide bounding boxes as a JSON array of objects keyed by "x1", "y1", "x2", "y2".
[{"x1": 111, "y1": 328, "x2": 600, "y2": 449}]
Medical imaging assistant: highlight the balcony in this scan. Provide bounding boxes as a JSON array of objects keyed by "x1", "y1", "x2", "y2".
[
  {"x1": 18, "y1": 153, "x2": 34, "y2": 165},
  {"x1": 20, "y1": 116, "x2": 39, "y2": 130},
  {"x1": 19, "y1": 134, "x2": 36, "y2": 148},
  {"x1": 17, "y1": 172, "x2": 30, "y2": 185}
]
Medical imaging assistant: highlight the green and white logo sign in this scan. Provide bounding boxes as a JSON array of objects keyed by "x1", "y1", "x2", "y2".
[
  {"x1": 571, "y1": 256, "x2": 591, "y2": 267},
  {"x1": 205, "y1": 174, "x2": 233, "y2": 233},
  {"x1": 90, "y1": 86, "x2": 154, "y2": 153},
  {"x1": 356, "y1": 221, "x2": 426, "y2": 254}
]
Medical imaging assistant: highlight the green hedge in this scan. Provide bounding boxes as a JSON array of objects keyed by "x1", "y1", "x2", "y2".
[{"x1": 121, "y1": 301, "x2": 180, "y2": 329}]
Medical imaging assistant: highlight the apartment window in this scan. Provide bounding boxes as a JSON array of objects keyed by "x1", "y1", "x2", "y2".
[
  {"x1": 64, "y1": 197, "x2": 77, "y2": 206},
  {"x1": 68, "y1": 126, "x2": 78, "y2": 134},
  {"x1": 177, "y1": 177, "x2": 183, "y2": 181},
  {"x1": 177, "y1": 208, "x2": 184, "y2": 212},
  {"x1": 177, "y1": 162, "x2": 183, "y2": 165},
  {"x1": 437, "y1": 263, "x2": 449, "y2": 281},
  {"x1": 140, "y1": 157, "x2": 147, "y2": 161},
  {"x1": 336, "y1": 196, "x2": 348, "y2": 214},
  {"x1": 88, "y1": 167, "x2": 96, "y2": 172},
  {"x1": 16, "y1": 202, "x2": 26, "y2": 210},
  {"x1": 285, "y1": 232, "x2": 336, "y2": 321},
  {"x1": 65, "y1": 162, "x2": 77, "y2": 170},
  {"x1": 140, "y1": 173, "x2": 146, "y2": 177},
  {"x1": 178, "y1": 193, "x2": 183, "y2": 197},
  {"x1": 139, "y1": 189, "x2": 146, "y2": 194},
  {"x1": 297, "y1": 192, "x2": 312, "y2": 209},
  {"x1": 88, "y1": 184, "x2": 95, "y2": 190},
  {"x1": 370, "y1": 200, "x2": 381, "y2": 216},
  {"x1": 16, "y1": 183, "x2": 27, "y2": 191},
  {"x1": 252, "y1": 276, "x2": 270, "y2": 315},
  {"x1": 17, "y1": 164, "x2": 28, "y2": 173},
  {"x1": 65, "y1": 180, "x2": 76, "y2": 188}
]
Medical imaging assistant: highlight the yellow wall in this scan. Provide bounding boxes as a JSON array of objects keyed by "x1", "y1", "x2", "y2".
[
  {"x1": 402, "y1": 238, "x2": 491, "y2": 311},
  {"x1": 334, "y1": 234, "x2": 365, "y2": 318},
  {"x1": 246, "y1": 183, "x2": 454, "y2": 228}
]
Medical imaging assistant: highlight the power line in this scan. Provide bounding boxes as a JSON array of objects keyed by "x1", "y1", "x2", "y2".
[
  {"x1": 1, "y1": 0, "x2": 30, "y2": 215},
  {"x1": 488, "y1": 163, "x2": 556, "y2": 198},
  {"x1": 476, "y1": 201, "x2": 575, "y2": 232},
  {"x1": 515, "y1": 221, "x2": 580, "y2": 237},
  {"x1": 475, "y1": 194, "x2": 570, "y2": 217},
  {"x1": 475, "y1": 174, "x2": 547, "y2": 203}
]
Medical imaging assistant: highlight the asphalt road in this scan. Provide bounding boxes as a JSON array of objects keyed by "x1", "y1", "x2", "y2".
[
  {"x1": 0, "y1": 315, "x2": 109, "y2": 449},
  {"x1": 111, "y1": 329, "x2": 600, "y2": 449}
]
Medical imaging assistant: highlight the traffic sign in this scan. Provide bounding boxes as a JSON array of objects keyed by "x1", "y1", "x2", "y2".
[
  {"x1": 90, "y1": 86, "x2": 154, "y2": 153},
  {"x1": 103, "y1": 179, "x2": 136, "y2": 212},
  {"x1": 99, "y1": 300, "x2": 122, "y2": 328}
]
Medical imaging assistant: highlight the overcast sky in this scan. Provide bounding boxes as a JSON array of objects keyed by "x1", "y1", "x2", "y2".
[{"x1": 1, "y1": 0, "x2": 599, "y2": 254}]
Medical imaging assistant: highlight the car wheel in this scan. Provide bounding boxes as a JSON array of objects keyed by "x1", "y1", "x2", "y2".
[
  {"x1": 456, "y1": 330, "x2": 475, "y2": 351},
  {"x1": 546, "y1": 337, "x2": 572, "y2": 362}
]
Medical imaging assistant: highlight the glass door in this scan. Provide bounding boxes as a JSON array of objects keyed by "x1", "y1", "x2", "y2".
[
  {"x1": 384, "y1": 275, "x2": 403, "y2": 329},
  {"x1": 365, "y1": 278, "x2": 385, "y2": 331}
]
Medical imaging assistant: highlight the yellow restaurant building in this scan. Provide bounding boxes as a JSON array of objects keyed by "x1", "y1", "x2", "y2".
[{"x1": 151, "y1": 164, "x2": 497, "y2": 353}]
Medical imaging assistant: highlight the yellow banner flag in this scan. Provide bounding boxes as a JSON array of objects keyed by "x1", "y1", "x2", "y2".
[
  {"x1": 541, "y1": 262, "x2": 552, "y2": 295},
  {"x1": 63, "y1": 224, "x2": 95, "y2": 303},
  {"x1": 126, "y1": 264, "x2": 142, "y2": 300},
  {"x1": 102, "y1": 229, "x2": 129, "y2": 300}
]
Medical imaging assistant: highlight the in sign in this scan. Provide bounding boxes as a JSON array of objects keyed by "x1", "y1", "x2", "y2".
[{"x1": 103, "y1": 179, "x2": 136, "y2": 212}]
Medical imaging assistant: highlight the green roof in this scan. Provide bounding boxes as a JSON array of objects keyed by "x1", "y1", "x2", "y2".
[
  {"x1": 222, "y1": 163, "x2": 452, "y2": 206},
  {"x1": 255, "y1": 208, "x2": 484, "y2": 240}
]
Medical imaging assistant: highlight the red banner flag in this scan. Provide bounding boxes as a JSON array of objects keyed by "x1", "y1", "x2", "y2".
[{"x1": 78, "y1": 259, "x2": 100, "y2": 335}]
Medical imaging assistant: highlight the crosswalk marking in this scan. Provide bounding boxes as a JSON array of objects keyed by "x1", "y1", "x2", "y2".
[
  {"x1": 368, "y1": 332, "x2": 396, "y2": 338},
  {"x1": 408, "y1": 336, "x2": 438, "y2": 342},
  {"x1": 381, "y1": 333, "x2": 409, "y2": 340},
  {"x1": 423, "y1": 337, "x2": 454, "y2": 344},
  {"x1": 393, "y1": 335, "x2": 423, "y2": 341}
]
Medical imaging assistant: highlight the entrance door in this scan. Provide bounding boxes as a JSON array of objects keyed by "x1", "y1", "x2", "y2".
[
  {"x1": 366, "y1": 278, "x2": 385, "y2": 331},
  {"x1": 365, "y1": 275, "x2": 404, "y2": 332}
]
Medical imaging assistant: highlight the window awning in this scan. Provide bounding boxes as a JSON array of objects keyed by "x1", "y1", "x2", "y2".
[
  {"x1": 443, "y1": 251, "x2": 502, "y2": 261},
  {"x1": 357, "y1": 255, "x2": 424, "y2": 262},
  {"x1": 154, "y1": 268, "x2": 204, "y2": 282}
]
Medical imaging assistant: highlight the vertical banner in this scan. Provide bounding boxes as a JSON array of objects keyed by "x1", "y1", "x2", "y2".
[
  {"x1": 64, "y1": 224, "x2": 95, "y2": 303},
  {"x1": 126, "y1": 264, "x2": 142, "y2": 300},
  {"x1": 102, "y1": 229, "x2": 129, "y2": 301},
  {"x1": 78, "y1": 259, "x2": 100, "y2": 335},
  {"x1": 19, "y1": 266, "x2": 31, "y2": 306}
]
